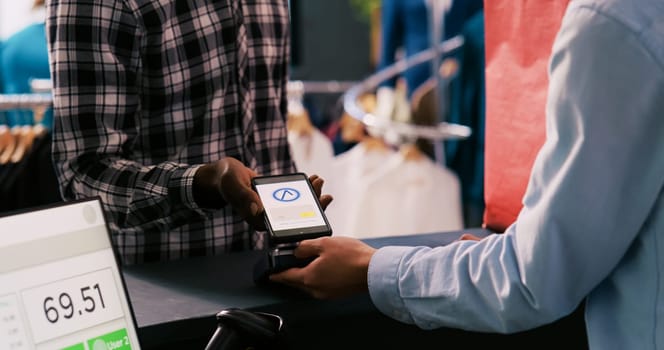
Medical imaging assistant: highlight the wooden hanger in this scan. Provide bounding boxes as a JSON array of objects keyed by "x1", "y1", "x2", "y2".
[
  {"x1": 32, "y1": 105, "x2": 47, "y2": 125},
  {"x1": 0, "y1": 125, "x2": 9, "y2": 148},
  {"x1": 358, "y1": 92, "x2": 377, "y2": 113},
  {"x1": 339, "y1": 112, "x2": 367, "y2": 143},
  {"x1": 3, "y1": 107, "x2": 48, "y2": 164},
  {"x1": 0, "y1": 126, "x2": 15, "y2": 164},
  {"x1": 399, "y1": 143, "x2": 425, "y2": 162},
  {"x1": 9, "y1": 125, "x2": 35, "y2": 163},
  {"x1": 287, "y1": 95, "x2": 315, "y2": 136},
  {"x1": 287, "y1": 109, "x2": 314, "y2": 136},
  {"x1": 339, "y1": 92, "x2": 382, "y2": 144},
  {"x1": 363, "y1": 135, "x2": 391, "y2": 153},
  {"x1": 0, "y1": 126, "x2": 20, "y2": 164}
]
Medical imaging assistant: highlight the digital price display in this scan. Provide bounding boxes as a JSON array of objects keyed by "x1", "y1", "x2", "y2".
[
  {"x1": 22, "y1": 269, "x2": 124, "y2": 344},
  {"x1": 0, "y1": 199, "x2": 141, "y2": 350}
]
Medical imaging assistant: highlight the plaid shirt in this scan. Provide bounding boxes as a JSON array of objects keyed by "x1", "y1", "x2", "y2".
[{"x1": 46, "y1": 0, "x2": 295, "y2": 264}]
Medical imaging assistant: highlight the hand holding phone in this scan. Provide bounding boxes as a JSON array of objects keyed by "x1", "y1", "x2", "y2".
[
  {"x1": 252, "y1": 173, "x2": 333, "y2": 282},
  {"x1": 252, "y1": 173, "x2": 333, "y2": 245}
]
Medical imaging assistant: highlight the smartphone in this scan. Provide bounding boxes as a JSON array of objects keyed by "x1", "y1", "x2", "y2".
[{"x1": 252, "y1": 173, "x2": 332, "y2": 246}]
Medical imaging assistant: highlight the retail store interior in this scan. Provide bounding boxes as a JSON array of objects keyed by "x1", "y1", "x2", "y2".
[
  {"x1": 0, "y1": 0, "x2": 485, "y2": 233},
  {"x1": 4, "y1": 0, "x2": 659, "y2": 349}
]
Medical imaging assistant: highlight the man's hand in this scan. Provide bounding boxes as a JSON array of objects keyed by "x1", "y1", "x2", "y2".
[
  {"x1": 269, "y1": 236, "x2": 376, "y2": 299},
  {"x1": 307, "y1": 174, "x2": 333, "y2": 211},
  {"x1": 193, "y1": 157, "x2": 264, "y2": 228},
  {"x1": 457, "y1": 233, "x2": 483, "y2": 241}
]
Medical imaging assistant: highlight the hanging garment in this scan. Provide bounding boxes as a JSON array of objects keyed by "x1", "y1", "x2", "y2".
[
  {"x1": 287, "y1": 128, "x2": 335, "y2": 181},
  {"x1": 324, "y1": 141, "x2": 395, "y2": 236},
  {"x1": 444, "y1": 10, "x2": 486, "y2": 227},
  {"x1": 1, "y1": 22, "x2": 53, "y2": 128},
  {"x1": 483, "y1": 1, "x2": 569, "y2": 232},
  {"x1": 0, "y1": 130, "x2": 61, "y2": 213},
  {"x1": 343, "y1": 150, "x2": 463, "y2": 239}
]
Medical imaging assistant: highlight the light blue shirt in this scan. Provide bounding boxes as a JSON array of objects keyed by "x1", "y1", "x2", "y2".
[{"x1": 368, "y1": 1, "x2": 664, "y2": 349}]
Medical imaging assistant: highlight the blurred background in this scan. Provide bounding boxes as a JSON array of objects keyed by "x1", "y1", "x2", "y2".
[{"x1": 0, "y1": 0, "x2": 486, "y2": 238}]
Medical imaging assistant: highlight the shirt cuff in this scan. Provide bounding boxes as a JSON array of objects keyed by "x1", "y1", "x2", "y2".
[
  {"x1": 367, "y1": 246, "x2": 416, "y2": 324},
  {"x1": 167, "y1": 164, "x2": 208, "y2": 215}
]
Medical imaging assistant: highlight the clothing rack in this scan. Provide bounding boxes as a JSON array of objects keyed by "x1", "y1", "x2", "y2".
[
  {"x1": 0, "y1": 93, "x2": 61, "y2": 214},
  {"x1": 342, "y1": 35, "x2": 471, "y2": 143},
  {"x1": 287, "y1": 80, "x2": 358, "y2": 98},
  {"x1": 29, "y1": 79, "x2": 53, "y2": 94},
  {"x1": 0, "y1": 93, "x2": 53, "y2": 111},
  {"x1": 7, "y1": 81, "x2": 352, "y2": 108}
]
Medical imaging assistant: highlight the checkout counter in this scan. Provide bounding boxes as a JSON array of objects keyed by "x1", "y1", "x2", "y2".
[{"x1": 123, "y1": 229, "x2": 588, "y2": 349}]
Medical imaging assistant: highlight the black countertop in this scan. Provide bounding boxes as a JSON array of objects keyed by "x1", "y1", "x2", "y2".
[{"x1": 122, "y1": 229, "x2": 587, "y2": 350}]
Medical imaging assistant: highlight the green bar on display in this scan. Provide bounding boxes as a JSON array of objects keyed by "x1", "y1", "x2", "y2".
[
  {"x1": 61, "y1": 343, "x2": 85, "y2": 350},
  {"x1": 87, "y1": 328, "x2": 132, "y2": 350}
]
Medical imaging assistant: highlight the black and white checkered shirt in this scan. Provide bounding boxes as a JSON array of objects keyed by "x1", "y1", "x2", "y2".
[{"x1": 46, "y1": 0, "x2": 295, "y2": 264}]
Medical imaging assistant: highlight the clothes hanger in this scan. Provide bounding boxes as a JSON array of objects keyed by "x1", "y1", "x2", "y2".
[
  {"x1": 399, "y1": 142, "x2": 425, "y2": 162},
  {"x1": 338, "y1": 93, "x2": 392, "y2": 154},
  {"x1": 342, "y1": 35, "x2": 471, "y2": 152},
  {"x1": 0, "y1": 126, "x2": 20, "y2": 164},
  {"x1": 362, "y1": 135, "x2": 391, "y2": 153},
  {"x1": 0, "y1": 125, "x2": 10, "y2": 151},
  {"x1": 0, "y1": 125, "x2": 15, "y2": 163},
  {"x1": 9, "y1": 125, "x2": 35, "y2": 163},
  {"x1": 286, "y1": 81, "x2": 315, "y2": 136},
  {"x1": 31, "y1": 105, "x2": 48, "y2": 139},
  {"x1": 0, "y1": 95, "x2": 52, "y2": 163},
  {"x1": 339, "y1": 112, "x2": 366, "y2": 144},
  {"x1": 5, "y1": 107, "x2": 48, "y2": 164},
  {"x1": 287, "y1": 107, "x2": 314, "y2": 136}
]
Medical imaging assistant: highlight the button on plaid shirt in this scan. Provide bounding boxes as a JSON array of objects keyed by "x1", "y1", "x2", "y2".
[{"x1": 46, "y1": 0, "x2": 296, "y2": 264}]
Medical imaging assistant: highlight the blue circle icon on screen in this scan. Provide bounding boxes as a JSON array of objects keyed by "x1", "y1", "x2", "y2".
[{"x1": 273, "y1": 188, "x2": 300, "y2": 202}]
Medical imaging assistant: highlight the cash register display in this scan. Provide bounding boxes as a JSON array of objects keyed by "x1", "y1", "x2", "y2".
[{"x1": 0, "y1": 199, "x2": 141, "y2": 350}]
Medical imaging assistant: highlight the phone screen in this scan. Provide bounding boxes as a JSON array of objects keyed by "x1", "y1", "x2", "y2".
[{"x1": 253, "y1": 174, "x2": 332, "y2": 243}]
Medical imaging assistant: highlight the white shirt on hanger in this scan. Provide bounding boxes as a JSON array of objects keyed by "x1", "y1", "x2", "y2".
[
  {"x1": 343, "y1": 149, "x2": 463, "y2": 239},
  {"x1": 324, "y1": 141, "x2": 396, "y2": 236},
  {"x1": 287, "y1": 129, "x2": 335, "y2": 181}
]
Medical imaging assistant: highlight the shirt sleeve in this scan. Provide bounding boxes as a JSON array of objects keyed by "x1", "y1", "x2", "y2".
[
  {"x1": 368, "y1": 5, "x2": 664, "y2": 333},
  {"x1": 46, "y1": 0, "x2": 206, "y2": 232}
]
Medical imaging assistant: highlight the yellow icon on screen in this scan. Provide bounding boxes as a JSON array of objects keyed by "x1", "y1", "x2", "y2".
[{"x1": 299, "y1": 211, "x2": 315, "y2": 218}]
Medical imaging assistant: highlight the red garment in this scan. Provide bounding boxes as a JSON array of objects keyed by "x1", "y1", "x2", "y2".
[{"x1": 483, "y1": 1, "x2": 570, "y2": 232}]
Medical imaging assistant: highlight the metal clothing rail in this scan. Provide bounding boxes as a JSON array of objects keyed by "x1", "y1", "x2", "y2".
[
  {"x1": 342, "y1": 35, "x2": 471, "y2": 142},
  {"x1": 21, "y1": 79, "x2": 354, "y2": 103},
  {"x1": 0, "y1": 93, "x2": 53, "y2": 111},
  {"x1": 2, "y1": 81, "x2": 352, "y2": 112},
  {"x1": 29, "y1": 79, "x2": 53, "y2": 94},
  {"x1": 287, "y1": 80, "x2": 358, "y2": 97}
]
